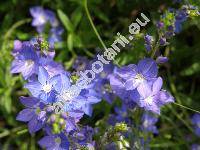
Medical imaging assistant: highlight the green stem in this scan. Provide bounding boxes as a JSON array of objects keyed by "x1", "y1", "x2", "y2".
[
  {"x1": 167, "y1": 105, "x2": 194, "y2": 133},
  {"x1": 168, "y1": 71, "x2": 200, "y2": 114},
  {"x1": 0, "y1": 125, "x2": 27, "y2": 138},
  {"x1": 84, "y1": 0, "x2": 107, "y2": 50},
  {"x1": 4, "y1": 18, "x2": 31, "y2": 40},
  {"x1": 173, "y1": 102, "x2": 200, "y2": 114},
  {"x1": 151, "y1": 35, "x2": 160, "y2": 58}
]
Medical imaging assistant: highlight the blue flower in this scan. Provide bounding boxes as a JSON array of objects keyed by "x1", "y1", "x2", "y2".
[
  {"x1": 159, "y1": 37, "x2": 168, "y2": 46},
  {"x1": 174, "y1": 8, "x2": 188, "y2": 33},
  {"x1": 116, "y1": 58, "x2": 158, "y2": 91},
  {"x1": 11, "y1": 42, "x2": 39, "y2": 79},
  {"x1": 109, "y1": 73, "x2": 137, "y2": 109},
  {"x1": 144, "y1": 35, "x2": 154, "y2": 52},
  {"x1": 156, "y1": 21, "x2": 164, "y2": 29},
  {"x1": 156, "y1": 56, "x2": 168, "y2": 64},
  {"x1": 30, "y1": 6, "x2": 58, "y2": 33},
  {"x1": 191, "y1": 114, "x2": 200, "y2": 137},
  {"x1": 48, "y1": 27, "x2": 64, "y2": 46},
  {"x1": 141, "y1": 112, "x2": 158, "y2": 134},
  {"x1": 93, "y1": 64, "x2": 116, "y2": 104},
  {"x1": 25, "y1": 67, "x2": 59, "y2": 103},
  {"x1": 54, "y1": 73, "x2": 101, "y2": 116},
  {"x1": 30, "y1": 6, "x2": 49, "y2": 33},
  {"x1": 30, "y1": 6, "x2": 63, "y2": 45},
  {"x1": 110, "y1": 72, "x2": 174, "y2": 114},
  {"x1": 38, "y1": 132, "x2": 69, "y2": 150},
  {"x1": 108, "y1": 105, "x2": 132, "y2": 126},
  {"x1": 39, "y1": 57, "x2": 65, "y2": 77},
  {"x1": 12, "y1": 40, "x2": 22, "y2": 56},
  {"x1": 70, "y1": 126, "x2": 95, "y2": 148},
  {"x1": 45, "y1": 9, "x2": 59, "y2": 27},
  {"x1": 16, "y1": 96, "x2": 46, "y2": 133},
  {"x1": 136, "y1": 77, "x2": 174, "y2": 114},
  {"x1": 191, "y1": 144, "x2": 200, "y2": 150}
]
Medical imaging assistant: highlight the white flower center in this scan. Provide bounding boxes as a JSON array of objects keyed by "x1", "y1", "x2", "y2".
[
  {"x1": 38, "y1": 15, "x2": 46, "y2": 24},
  {"x1": 25, "y1": 60, "x2": 34, "y2": 67},
  {"x1": 55, "y1": 137, "x2": 61, "y2": 144},
  {"x1": 100, "y1": 72, "x2": 107, "y2": 78},
  {"x1": 135, "y1": 74, "x2": 145, "y2": 84},
  {"x1": 102, "y1": 84, "x2": 112, "y2": 93},
  {"x1": 143, "y1": 120, "x2": 149, "y2": 128},
  {"x1": 42, "y1": 84, "x2": 52, "y2": 93},
  {"x1": 59, "y1": 90, "x2": 73, "y2": 102},
  {"x1": 146, "y1": 96, "x2": 153, "y2": 105}
]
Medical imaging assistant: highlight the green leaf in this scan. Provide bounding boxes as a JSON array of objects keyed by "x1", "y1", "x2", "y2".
[
  {"x1": 57, "y1": 9, "x2": 74, "y2": 32},
  {"x1": 71, "y1": 7, "x2": 83, "y2": 29},
  {"x1": 93, "y1": 8, "x2": 109, "y2": 23},
  {"x1": 180, "y1": 62, "x2": 200, "y2": 76},
  {"x1": 73, "y1": 34, "x2": 83, "y2": 48},
  {"x1": 67, "y1": 34, "x2": 74, "y2": 51}
]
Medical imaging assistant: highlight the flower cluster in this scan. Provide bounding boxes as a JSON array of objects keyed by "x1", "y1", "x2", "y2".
[
  {"x1": 11, "y1": 37, "x2": 174, "y2": 148},
  {"x1": 110, "y1": 58, "x2": 174, "y2": 114},
  {"x1": 14, "y1": 3, "x2": 200, "y2": 149},
  {"x1": 12, "y1": 39, "x2": 100, "y2": 149}
]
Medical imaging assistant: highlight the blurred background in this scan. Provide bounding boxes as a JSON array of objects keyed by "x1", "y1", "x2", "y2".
[{"x1": 0, "y1": 0, "x2": 200, "y2": 149}]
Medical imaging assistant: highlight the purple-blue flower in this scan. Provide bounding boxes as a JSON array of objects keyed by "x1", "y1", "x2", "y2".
[
  {"x1": 11, "y1": 42, "x2": 39, "y2": 79},
  {"x1": 109, "y1": 73, "x2": 137, "y2": 109},
  {"x1": 156, "y1": 21, "x2": 164, "y2": 29},
  {"x1": 110, "y1": 59, "x2": 174, "y2": 114},
  {"x1": 30, "y1": 6, "x2": 58, "y2": 33},
  {"x1": 38, "y1": 132, "x2": 69, "y2": 150},
  {"x1": 93, "y1": 63, "x2": 116, "y2": 104},
  {"x1": 39, "y1": 57, "x2": 65, "y2": 77},
  {"x1": 54, "y1": 73, "x2": 101, "y2": 116},
  {"x1": 191, "y1": 114, "x2": 200, "y2": 137},
  {"x1": 144, "y1": 35, "x2": 154, "y2": 52},
  {"x1": 159, "y1": 37, "x2": 168, "y2": 46},
  {"x1": 191, "y1": 144, "x2": 200, "y2": 150},
  {"x1": 24, "y1": 67, "x2": 59, "y2": 103},
  {"x1": 48, "y1": 27, "x2": 64, "y2": 46},
  {"x1": 174, "y1": 8, "x2": 188, "y2": 33},
  {"x1": 108, "y1": 105, "x2": 132, "y2": 126},
  {"x1": 141, "y1": 112, "x2": 158, "y2": 134},
  {"x1": 136, "y1": 77, "x2": 174, "y2": 114},
  {"x1": 16, "y1": 96, "x2": 46, "y2": 133},
  {"x1": 116, "y1": 58, "x2": 158, "y2": 91},
  {"x1": 70, "y1": 126, "x2": 95, "y2": 148},
  {"x1": 156, "y1": 56, "x2": 168, "y2": 64}
]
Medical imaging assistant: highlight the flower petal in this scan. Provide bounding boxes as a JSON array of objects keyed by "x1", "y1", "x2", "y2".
[
  {"x1": 157, "y1": 90, "x2": 174, "y2": 105},
  {"x1": 24, "y1": 82, "x2": 42, "y2": 97},
  {"x1": 125, "y1": 79, "x2": 140, "y2": 90},
  {"x1": 20, "y1": 96, "x2": 39, "y2": 108},
  {"x1": 116, "y1": 64, "x2": 138, "y2": 79},
  {"x1": 138, "y1": 58, "x2": 158, "y2": 78},
  {"x1": 16, "y1": 108, "x2": 35, "y2": 122},
  {"x1": 137, "y1": 82, "x2": 152, "y2": 98},
  {"x1": 152, "y1": 77, "x2": 163, "y2": 94},
  {"x1": 28, "y1": 115, "x2": 43, "y2": 134},
  {"x1": 38, "y1": 67, "x2": 49, "y2": 85},
  {"x1": 10, "y1": 60, "x2": 25, "y2": 73},
  {"x1": 38, "y1": 136, "x2": 56, "y2": 148}
]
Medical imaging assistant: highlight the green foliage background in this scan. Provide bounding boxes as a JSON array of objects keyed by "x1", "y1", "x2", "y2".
[{"x1": 0, "y1": 0, "x2": 200, "y2": 149}]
